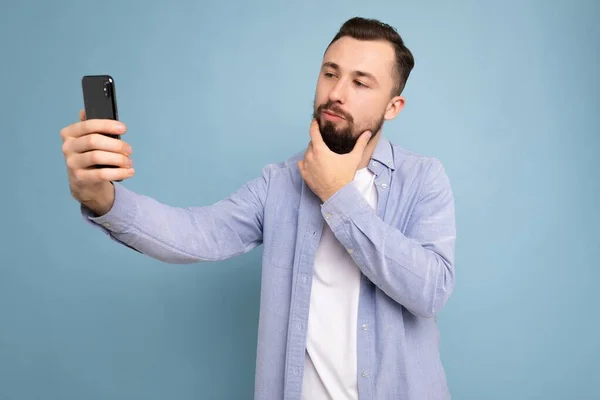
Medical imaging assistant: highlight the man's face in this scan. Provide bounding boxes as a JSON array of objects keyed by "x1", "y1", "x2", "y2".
[{"x1": 313, "y1": 36, "x2": 404, "y2": 154}]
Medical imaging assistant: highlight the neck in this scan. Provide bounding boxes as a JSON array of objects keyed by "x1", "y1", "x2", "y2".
[{"x1": 357, "y1": 132, "x2": 381, "y2": 169}]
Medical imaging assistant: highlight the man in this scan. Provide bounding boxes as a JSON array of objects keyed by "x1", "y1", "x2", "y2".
[{"x1": 60, "y1": 17, "x2": 456, "y2": 400}]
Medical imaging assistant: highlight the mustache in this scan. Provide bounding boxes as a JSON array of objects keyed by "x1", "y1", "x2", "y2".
[{"x1": 317, "y1": 101, "x2": 353, "y2": 121}]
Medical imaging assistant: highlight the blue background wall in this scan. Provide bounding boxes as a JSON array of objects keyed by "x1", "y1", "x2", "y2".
[{"x1": 1, "y1": 0, "x2": 598, "y2": 399}]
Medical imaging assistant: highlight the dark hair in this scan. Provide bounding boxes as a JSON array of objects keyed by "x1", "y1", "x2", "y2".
[{"x1": 326, "y1": 17, "x2": 415, "y2": 96}]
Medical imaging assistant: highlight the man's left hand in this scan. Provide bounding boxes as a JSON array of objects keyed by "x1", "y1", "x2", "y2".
[{"x1": 298, "y1": 119, "x2": 372, "y2": 202}]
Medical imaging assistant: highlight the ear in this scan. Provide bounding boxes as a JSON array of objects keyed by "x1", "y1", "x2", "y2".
[{"x1": 384, "y1": 95, "x2": 405, "y2": 121}]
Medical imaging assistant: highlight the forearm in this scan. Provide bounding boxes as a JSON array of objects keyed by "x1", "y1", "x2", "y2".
[
  {"x1": 322, "y1": 170, "x2": 456, "y2": 317},
  {"x1": 82, "y1": 181, "x2": 265, "y2": 264}
]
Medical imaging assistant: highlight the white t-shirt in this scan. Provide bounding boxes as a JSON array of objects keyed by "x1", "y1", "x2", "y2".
[{"x1": 302, "y1": 167, "x2": 378, "y2": 400}]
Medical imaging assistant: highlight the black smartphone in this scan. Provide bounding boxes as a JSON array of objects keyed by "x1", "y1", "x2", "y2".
[
  {"x1": 81, "y1": 75, "x2": 122, "y2": 178},
  {"x1": 81, "y1": 74, "x2": 119, "y2": 133}
]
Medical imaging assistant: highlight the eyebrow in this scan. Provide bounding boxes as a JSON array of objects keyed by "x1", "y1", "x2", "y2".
[{"x1": 322, "y1": 61, "x2": 379, "y2": 85}]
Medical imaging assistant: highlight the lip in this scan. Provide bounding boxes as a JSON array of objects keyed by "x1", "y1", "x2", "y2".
[{"x1": 322, "y1": 109, "x2": 345, "y2": 120}]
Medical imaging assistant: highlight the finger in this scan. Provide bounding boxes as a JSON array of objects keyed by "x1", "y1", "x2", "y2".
[
  {"x1": 308, "y1": 119, "x2": 325, "y2": 147},
  {"x1": 298, "y1": 160, "x2": 310, "y2": 181},
  {"x1": 298, "y1": 159, "x2": 306, "y2": 175},
  {"x1": 73, "y1": 167, "x2": 135, "y2": 183},
  {"x1": 79, "y1": 109, "x2": 86, "y2": 121},
  {"x1": 70, "y1": 150, "x2": 132, "y2": 170},
  {"x1": 61, "y1": 119, "x2": 126, "y2": 140},
  {"x1": 352, "y1": 130, "x2": 372, "y2": 154},
  {"x1": 69, "y1": 133, "x2": 131, "y2": 155}
]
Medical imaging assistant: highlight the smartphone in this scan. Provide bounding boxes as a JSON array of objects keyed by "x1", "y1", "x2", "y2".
[{"x1": 81, "y1": 75, "x2": 122, "y2": 179}]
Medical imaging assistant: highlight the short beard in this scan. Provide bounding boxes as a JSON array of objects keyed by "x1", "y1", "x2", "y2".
[{"x1": 313, "y1": 101, "x2": 384, "y2": 154}]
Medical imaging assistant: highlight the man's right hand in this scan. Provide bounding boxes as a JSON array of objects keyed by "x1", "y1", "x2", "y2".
[{"x1": 60, "y1": 109, "x2": 135, "y2": 216}]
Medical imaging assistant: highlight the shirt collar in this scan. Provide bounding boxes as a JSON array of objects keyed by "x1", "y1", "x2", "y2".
[{"x1": 370, "y1": 136, "x2": 395, "y2": 171}]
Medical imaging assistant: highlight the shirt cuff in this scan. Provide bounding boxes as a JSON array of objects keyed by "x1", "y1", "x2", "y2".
[
  {"x1": 81, "y1": 182, "x2": 139, "y2": 234},
  {"x1": 320, "y1": 181, "x2": 373, "y2": 231}
]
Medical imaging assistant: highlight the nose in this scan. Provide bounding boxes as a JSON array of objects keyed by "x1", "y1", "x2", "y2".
[{"x1": 328, "y1": 79, "x2": 347, "y2": 104}]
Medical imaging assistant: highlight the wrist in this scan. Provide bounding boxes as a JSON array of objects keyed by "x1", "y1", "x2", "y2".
[
  {"x1": 81, "y1": 183, "x2": 115, "y2": 217},
  {"x1": 320, "y1": 180, "x2": 351, "y2": 202}
]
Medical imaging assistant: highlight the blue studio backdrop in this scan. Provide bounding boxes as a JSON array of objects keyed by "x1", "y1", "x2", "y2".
[{"x1": 1, "y1": 0, "x2": 599, "y2": 399}]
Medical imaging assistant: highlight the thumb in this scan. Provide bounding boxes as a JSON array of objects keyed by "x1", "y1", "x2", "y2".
[{"x1": 352, "y1": 130, "x2": 372, "y2": 154}]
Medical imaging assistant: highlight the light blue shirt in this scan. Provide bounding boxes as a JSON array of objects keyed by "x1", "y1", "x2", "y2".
[{"x1": 82, "y1": 136, "x2": 457, "y2": 399}]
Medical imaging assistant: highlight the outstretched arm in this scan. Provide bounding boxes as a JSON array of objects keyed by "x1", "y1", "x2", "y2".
[{"x1": 82, "y1": 169, "x2": 269, "y2": 264}]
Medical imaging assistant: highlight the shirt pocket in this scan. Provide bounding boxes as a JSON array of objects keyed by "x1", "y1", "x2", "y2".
[{"x1": 266, "y1": 207, "x2": 299, "y2": 269}]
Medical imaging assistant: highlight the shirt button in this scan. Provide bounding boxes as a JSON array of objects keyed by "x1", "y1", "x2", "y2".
[
  {"x1": 381, "y1": 183, "x2": 388, "y2": 189},
  {"x1": 325, "y1": 213, "x2": 332, "y2": 220},
  {"x1": 372, "y1": 162, "x2": 377, "y2": 167},
  {"x1": 347, "y1": 248, "x2": 354, "y2": 254},
  {"x1": 103, "y1": 222, "x2": 110, "y2": 228},
  {"x1": 361, "y1": 324, "x2": 368, "y2": 331},
  {"x1": 361, "y1": 371, "x2": 368, "y2": 378}
]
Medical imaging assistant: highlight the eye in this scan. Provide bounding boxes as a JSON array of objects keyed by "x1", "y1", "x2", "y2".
[
  {"x1": 324, "y1": 72, "x2": 336, "y2": 78},
  {"x1": 354, "y1": 80, "x2": 368, "y2": 88}
]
